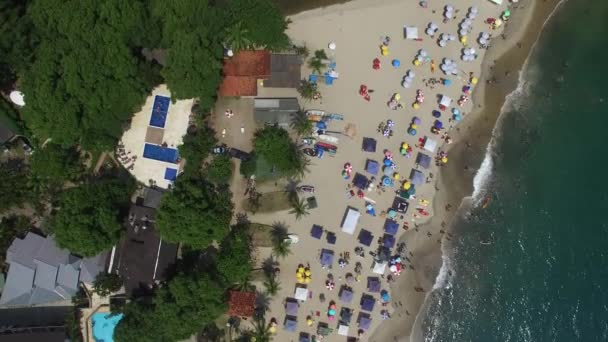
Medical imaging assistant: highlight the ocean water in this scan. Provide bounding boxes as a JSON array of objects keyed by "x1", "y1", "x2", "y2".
[{"x1": 419, "y1": 1, "x2": 608, "y2": 341}]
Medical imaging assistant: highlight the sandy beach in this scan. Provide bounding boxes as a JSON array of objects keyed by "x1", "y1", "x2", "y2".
[{"x1": 241, "y1": 0, "x2": 557, "y2": 341}]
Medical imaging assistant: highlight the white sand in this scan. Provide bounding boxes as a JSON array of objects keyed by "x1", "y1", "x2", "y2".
[{"x1": 246, "y1": 0, "x2": 512, "y2": 341}]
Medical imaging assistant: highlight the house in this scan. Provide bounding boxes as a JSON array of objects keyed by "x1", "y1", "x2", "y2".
[
  {"x1": 227, "y1": 290, "x2": 256, "y2": 318},
  {"x1": 263, "y1": 54, "x2": 303, "y2": 88},
  {"x1": 254, "y1": 98, "x2": 300, "y2": 128},
  {"x1": 108, "y1": 204, "x2": 177, "y2": 297},
  {"x1": 0, "y1": 233, "x2": 107, "y2": 307},
  {"x1": 0, "y1": 305, "x2": 71, "y2": 339}
]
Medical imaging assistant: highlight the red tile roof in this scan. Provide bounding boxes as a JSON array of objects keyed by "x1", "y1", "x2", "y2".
[
  {"x1": 219, "y1": 51, "x2": 271, "y2": 96},
  {"x1": 228, "y1": 290, "x2": 256, "y2": 317}
]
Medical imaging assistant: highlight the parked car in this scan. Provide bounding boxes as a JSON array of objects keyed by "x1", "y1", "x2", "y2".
[
  {"x1": 212, "y1": 145, "x2": 227, "y2": 155},
  {"x1": 228, "y1": 148, "x2": 252, "y2": 161},
  {"x1": 302, "y1": 148, "x2": 317, "y2": 157}
]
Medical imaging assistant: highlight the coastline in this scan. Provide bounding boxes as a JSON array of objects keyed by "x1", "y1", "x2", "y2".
[{"x1": 368, "y1": 0, "x2": 567, "y2": 341}]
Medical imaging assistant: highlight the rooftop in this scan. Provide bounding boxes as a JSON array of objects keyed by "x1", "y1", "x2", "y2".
[
  {"x1": 228, "y1": 291, "x2": 256, "y2": 317},
  {"x1": 253, "y1": 98, "x2": 300, "y2": 128},
  {"x1": 218, "y1": 51, "x2": 271, "y2": 97}
]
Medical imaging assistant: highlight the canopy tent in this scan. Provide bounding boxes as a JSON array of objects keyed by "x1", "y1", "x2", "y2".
[
  {"x1": 358, "y1": 229, "x2": 374, "y2": 246},
  {"x1": 392, "y1": 196, "x2": 409, "y2": 213},
  {"x1": 365, "y1": 159, "x2": 380, "y2": 175},
  {"x1": 360, "y1": 294, "x2": 376, "y2": 312},
  {"x1": 299, "y1": 333, "x2": 311, "y2": 342},
  {"x1": 317, "y1": 322, "x2": 332, "y2": 336},
  {"x1": 383, "y1": 234, "x2": 396, "y2": 248},
  {"x1": 341, "y1": 208, "x2": 361, "y2": 235},
  {"x1": 362, "y1": 137, "x2": 377, "y2": 152},
  {"x1": 340, "y1": 307, "x2": 353, "y2": 323},
  {"x1": 384, "y1": 220, "x2": 399, "y2": 235},
  {"x1": 284, "y1": 316, "x2": 298, "y2": 332},
  {"x1": 326, "y1": 232, "x2": 337, "y2": 245},
  {"x1": 372, "y1": 261, "x2": 387, "y2": 275},
  {"x1": 367, "y1": 277, "x2": 381, "y2": 292},
  {"x1": 404, "y1": 26, "x2": 419, "y2": 40},
  {"x1": 423, "y1": 137, "x2": 438, "y2": 152},
  {"x1": 377, "y1": 247, "x2": 391, "y2": 262},
  {"x1": 416, "y1": 152, "x2": 432, "y2": 169},
  {"x1": 399, "y1": 185, "x2": 416, "y2": 199},
  {"x1": 439, "y1": 95, "x2": 452, "y2": 107},
  {"x1": 410, "y1": 169, "x2": 425, "y2": 185},
  {"x1": 352, "y1": 173, "x2": 369, "y2": 189},
  {"x1": 339, "y1": 287, "x2": 354, "y2": 303},
  {"x1": 285, "y1": 299, "x2": 299, "y2": 315},
  {"x1": 358, "y1": 313, "x2": 372, "y2": 331},
  {"x1": 338, "y1": 324, "x2": 350, "y2": 336},
  {"x1": 294, "y1": 286, "x2": 309, "y2": 301},
  {"x1": 320, "y1": 249, "x2": 335, "y2": 267},
  {"x1": 310, "y1": 225, "x2": 323, "y2": 239}
]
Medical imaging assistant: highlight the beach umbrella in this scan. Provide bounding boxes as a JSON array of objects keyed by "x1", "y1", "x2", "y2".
[
  {"x1": 481, "y1": 32, "x2": 490, "y2": 39},
  {"x1": 471, "y1": 77, "x2": 479, "y2": 85},
  {"x1": 458, "y1": 28, "x2": 467, "y2": 36},
  {"x1": 438, "y1": 40, "x2": 447, "y2": 47},
  {"x1": 432, "y1": 110, "x2": 441, "y2": 118},
  {"x1": 394, "y1": 93, "x2": 401, "y2": 101},
  {"x1": 426, "y1": 28, "x2": 435, "y2": 36},
  {"x1": 445, "y1": 5, "x2": 454, "y2": 11},
  {"x1": 434, "y1": 120, "x2": 443, "y2": 129},
  {"x1": 410, "y1": 124, "x2": 418, "y2": 130},
  {"x1": 430, "y1": 23, "x2": 438, "y2": 30},
  {"x1": 441, "y1": 157, "x2": 448, "y2": 164},
  {"x1": 419, "y1": 49, "x2": 428, "y2": 57},
  {"x1": 407, "y1": 70, "x2": 416, "y2": 77},
  {"x1": 394, "y1": 173, "x2": 401, "y2": 180},
  {"x1": 408, "y1": 128, "x2": 417, "y2": 136},
  {"x1": 402, "y1": 80, "x2": 412, "y2": 88},
  {"x1": 413, "y1": 59, "x2": 421, "y2": 66},
  {"x1": 403, "y1": 181, "x2": 411, "y2": 190},
  {"x1": 443, "y1": 79, "x2": 452, "y2": 86},
  {"x1": 392, "y1": 59, "x2": 401, "y2": 67},
  {"x1": 467, "y1": 12, "x2": 477, "y2": 19},
  {"x1": 479, "y1": 38, "x2": 488, "y2": 45},
  {"x1": 329, "y1": 42, "x2": 337, "y2": 50},
  {"x1": 470, "y1": 6, "x2": 478, "y2": 14},
  {"x1": 460, "y1": 35, "x2": 468, "y2": 44},
  {"x1": 453, "y1": 113, "x2": 462, "y2": 121},
  {"x1": 464, "y1": 18, "x2": 473, "y2": 26},
  {"x1": 413, "y1": 116, "x2": 421, "y2": 125},
  {"x1": 412, "y1": 103, "x2": 420, "y2": 109}
]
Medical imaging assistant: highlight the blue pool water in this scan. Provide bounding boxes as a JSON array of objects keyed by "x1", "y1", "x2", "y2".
[
  {"x1": 164, "y1": 167, "x2": 178, "y2": 181},
  {"x1": 149, "y1": 95, "x2": 170, "y2": 128},
  {"x1": 143, "y1": 143, "x2": 179, "y2": 163},
  {"x1": 92, "y1": 312, "x2": 123, "y2": 342}
]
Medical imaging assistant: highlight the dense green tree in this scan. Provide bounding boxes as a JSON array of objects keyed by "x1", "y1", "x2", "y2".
[
  {"x1": 0, "y1": 0, "x2": 37, "y2": 90},
  {"x1": 224, "y1": 0, "x2": 290, "y2": 51},
  {"x1": 0, "y1": 215, "x2": 31, "y2": 268},
  {"x1": 223, "y1": 21, "x2": 252, "y2": 52},
  {"x1": 114, "y1": 302, "x2": 160, "y2": 342},
  {"x1": 30, "y1": 143, "x2": 83, "y2": 185},
  {"x1": 217, "y1": 225, "x2": 252, "y2": 286},
  {"x1": 239, "y1": 154, "x2": 257, "y2": 177},
  {"x1": 207, "y1": 155, "x2": 233, "y2": 185},
  {"x1": 298, "y1": 79, "x2": 318, "y2": 101},
  {"x1": 289, "y1": 197, "x2": 310, "y2": 221},
  {"x1": 93, "y1": 273, "x2": 124, "y2": 296},
  {"x1": 0, "y1": 159, "x2": 31, "y2": 213},
  {"x1": 253, "y1": 125, "x2": 303, "y2": 176},
  {"x1": 290, "y1": 110, "x2": 313, "y2": 136},
  {"x1": 51, "y1": 178, "x2": 135, "y2": 257},
  {"x1": 157, "y1": 177, "x2": 233, "y2": 249},
  {"x1": 179, "y1": 126, "x2": 216, "y2": 175}
]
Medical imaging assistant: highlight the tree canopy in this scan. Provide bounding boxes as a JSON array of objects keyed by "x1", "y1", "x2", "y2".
[
  {"x1": 0, "y1": 159, "x2": 32, "y2": 213},
  {"x1": 51, "y1": 178, "x2": 135, "y2": 257},
  {"x1": 0, "y1": 0, "x2": 37, "y2": 90},
  {"x1": 0, "y1": 215, "x2": 31, "y2": 268},
  {"x1": 253, "y1": 125, "x2": 303, "y2": 176},
  {"x1": 207, "y1": 155, "x2": 233, "y2": 185},
  {"x1": 156, "y1": 176, "x2": 233, "y2": 249},
  {"x1": 30, "y1": 143, "x2": 83, "y2": 186},
  {"x1": 178, "y1": 126, "x2": 216, "y2": 175},
  {"x1": 217, "y1": 225, "x2": 252, "y2": 286}
]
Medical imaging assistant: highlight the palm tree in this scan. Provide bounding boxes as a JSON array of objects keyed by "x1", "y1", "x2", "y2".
[
  {"x1": 270, "y1": 222, "x2": 292, "y2": 258},
  {"x1": 298, "y1": 79, "x2": 318, "y2": 101},
  {"x1": 263, "y1": 275, "x2": 282, "y2": 296},
  {"x1": 224, "y1": 22, "x2": 252, "y2": 52},
  {"x1": 249, "y1": 318, "x2": 272, "y2": 342},
  {"x1": 289, "y1": 197, "x2": 309, "y2": 221},
  {"x1": 289, "y1": 110, "x2": 313, "y2": 136},
  {"x1": 272, "y1": 240, "x2": 291, "y2": 259},
  {"x1": 307, "y1": 49, "x2": 328, "y2": 74}
]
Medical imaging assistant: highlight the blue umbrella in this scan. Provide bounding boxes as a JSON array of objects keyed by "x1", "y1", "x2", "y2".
[
  {"x1": 408, "y1": 128, "x2": 417, "y2": 136},
  {"x1": 453, "y1": 113, "x2": 462, "y2": 121},
  {"x1": 432, "y1": 110, "x2": 441, "y2": 118},
  {"x1": 434, "y1": 120, "x2": 443, "y2": 129},
  {"x1": 392, "y1": 59, "x2": 401, "y2": 67},
  {"x1": 383, "y1": 158, "x2": 393, "y2": 166},
  {"x1": 381, "y1": 291, "x2": 390, "y2": 302},
  {"x1": 443, "y1": 79, "x2": 452, "y2": 86}
]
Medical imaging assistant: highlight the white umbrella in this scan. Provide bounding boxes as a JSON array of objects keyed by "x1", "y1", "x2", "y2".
[
  {"x1": 402, "y1": 80, "x2": 411, "y2": 88},
  {"x1": 430, "y1": 23, "x2": 438, "y2": 30},
  {"x1": 328, "y1": 42, "x2": 337, "y2": 50},
  {"x1": 464, "y1": 19, "x2": 473, "y2": 26},
  {"x1": 482, "y1": 32, "x2": 490, "y2": 39},
  {"x1": 439, "y1": 40, "x2": 447, "y2": 47},
  {"x1": 9, "y1": 90, "x2": 25, "y2": 107},
  {"x1": 448, "y1": 34, "x2": 456, "y2": 41},
  {"x1": 426, "y1": 28, "x2": 435, "y2": 36},
  {"x1": 440, "y1": 64, "x2": 448, "y2": 72},
  {"x1": 445, "y1": 5, "x2": 454, "y2": 11},
  {"x1": 479, "y1": 38, "x2": 488, "y2": 45},
  {"x1": 459, "y1": 28, "x2": 467, "y2": 36},
  {"x1": 445, "y1": 11, "x2": 453, "y2": 19},
  {"x1": 407, "y1": 70, "x2": 415, "y2": 77},
  {"x1": 441, "y1": 33, "x2": 448, "y2": 40},
  {"x1": 419, "y1": 50, "x2": 428, "y2": 57},
  {"x1": 467, "y1": 12, "x2": 477, "y2": 19},
  {"x1": 470, "y1": 6, "x2": 479, "y2": 14}
]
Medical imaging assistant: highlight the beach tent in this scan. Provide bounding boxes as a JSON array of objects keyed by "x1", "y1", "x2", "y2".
[
  {"x1": 310, "y1": 225, "x2": 323, "y2": 239},
  {"x1": 384, "y1": 220, "x2": 399, "y2": 235},
  {"x1": 299, "y1": 333, "x2": 311, "y2": 342},
  {"x1": 358, "y1": 229, "x2": 374, "y2": 246},
  {"x1": 377, "y1": 247, "x2": 391, "y2": 262},
  {"x1": 416, "y1": 152, "x2": 432, "y2": 169},
  {"x1": 362, "y1": 137, "x2": 377, "y2": 152},
  {"x1": 372, "y1": 261, "x2": 387, "y2": 275},
  {"x1": 326, "y1": 232, "x2": 337, "y2": 245},
  {"x1": 423, "y1": 137, "x2": 438, "y2": 152},
  {"x1": 294, "y1": 286, "x2": 309, "y2": 301},
  {"x1": 340, "y1": 307, "x2": 353, "y2": 323},
  {"x1": 365, "y1": 159, "x2": 379, "y2": 175},
  {"x1": 317, "y1": 322, "x2": 332, "y2": 336},
  {"x1": 285, "y1": 299, "x2": 299, "y2": 315},
  {"x1": 339, "y1": 287, "x2": 354, "y2": 303},
  {"x1": 392, "y1": 196, "x2": 409, "y2": 213},
  {"x1": 352, "y1": 173, "x2": 369, "y2": 189},
  {"x1": 360, "y1": 294, "x2": 376, "y2": 312},
  {"x1": 410, "y1": 169, "x2": 425, "y2": 185},
  {"x1": 338, "y1": 324, "x2": 350, "y2": 336},
  {"x1": 383, "y1": 234, "x2": 396, "y2": 248},
  {"x1": 367, "y1": 277, "x2": 381, "y2": 293},
  {"x1": 341, "y1": 208, "x2": 361, "y2": 235},
  {"x1": 381, "y1": 290, "x2": 391, "y2": 303},
  {"x1": 358, "y1": 313, "x2": 372, "y2": 331},
  {"x1": 404, "y1": 26, "x2": 419, "y2": 40},
  {"x1": 320, "y1": 249, "x2": 335, "y2": 267},
  {"x1": 439, "y1": 95, "x2": 452, "y2": 108},
  {"x1": 284, "y1": 316, "x2": 298, "y2": 332}
]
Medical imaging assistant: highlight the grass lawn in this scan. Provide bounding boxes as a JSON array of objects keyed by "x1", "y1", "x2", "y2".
[
  {"x1": 249, "y1": 223, "x2": 275, "y2": 248},
  {"x1": 254, "y1": 155, "x2": 285, "y2": 182},
  {"x1": 242, "y1": 191, "x2": 292, "y2": 213}
]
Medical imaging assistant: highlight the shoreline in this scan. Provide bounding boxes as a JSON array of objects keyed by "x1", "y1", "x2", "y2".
[{"x1": 368, "y1": 0, "x2": 567, "y2": 341}]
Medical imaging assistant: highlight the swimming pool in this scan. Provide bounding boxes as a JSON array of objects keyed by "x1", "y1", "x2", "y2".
[
  {"x1": 149, "y1": 95, "x2": 170, "y2": 128},
  {"x1": 143, "y1": 143, "x2": 179, "y2": 163},
  {"x1": 92, "y1": 312, "x2": 123, "y2": 342}
]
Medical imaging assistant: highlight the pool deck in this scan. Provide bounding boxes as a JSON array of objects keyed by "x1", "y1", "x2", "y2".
[{"x1": 119, "y1": 85, "x2": 193, "y2": 188}]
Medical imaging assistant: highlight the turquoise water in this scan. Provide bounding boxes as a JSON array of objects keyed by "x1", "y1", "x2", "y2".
[
  {"x1": 92, "y1": 312, "x2": 124, "y2": 342},
  {"x1": 419, "y1": 1, "x2": 608, "y2": 341}
]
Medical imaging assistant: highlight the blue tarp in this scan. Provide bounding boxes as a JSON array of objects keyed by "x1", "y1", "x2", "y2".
[
  {"x1": 365, "y1": 160, "x2": 379, "y2": 175},
  {"x1": 311, "y1": 225, "x2": 323, "y2": 239},
  {"x1": 416, "y1": 153, "x2": 432, "y2": 169},
  {"x1": 352, "y1": 173, "x2": 369, "y2": 189},
  {"x1": 164, "y1": 168, "x2": 178, "y2": 181},
  {"x1": 358, "y1": 229, "x2": 373, "y2": 247},
  {"x1": 409, "y1": 169, "x2": 425, "y2": 185},
  {"x1": 149, "y1": 95, "x2": 170, "y2": 128},
  {"x1": 358, "y1": 313, "x2": 372, "y2": 331},
  {"x1": 360, "y1": 295, "x2": 375, "y2": 312},
  {"x1": 316, "y1": 121, "x2": 327, "y2": 130},
  {"x1": 326, "y1": 232, "x2": 337, "y2": 245},
  {"x1": 339, "y1": 288, "x2": 353, "y2": 303},
  {"x1": 284, "y1": 316, "x2": 297, "y2": 332},
  {"x1": 143, "y1": 144, "x2": 179, "y2": 163},
  {"x1": 340, "y1": 307, "x2": 353, "y2": 323},
  {"x1": 320, "y1": 249, "x2": 334, "y2": 266},
  {"x1": 384, "y1": 220, "x2": 399, "y2": 235},
  {"x1": 286, "y1": 300, "x2": 299, "y2": 315},
  {"x1": 362, "y1": 137, "x2": 377, "y2": 152},
  {"x1": 383, "y1": 234, "x2": 396, "y2": 248},
  {"x1": 367, "y1": 277, "x2": 381, "y2": 293},
  {"x1": 299, "y1": 333, "x2": 311, "y2": 342}
]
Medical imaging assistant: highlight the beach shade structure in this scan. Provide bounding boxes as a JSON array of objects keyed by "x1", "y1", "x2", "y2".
[
  {"x1": 358, "y1": 313, "x2": 372, "y2": 331},
  {"x1": 341, "y1": 208, "x2": 361, "y2": 235},
  {"x1": 284, "y1": 316, "x2": 298, "y2": 332},
  {"x1": 367, "y1": 277, "x2": 381, "y2": 293},
  {"x1": 392, "y1": 59, "x2": 401, "y2": 67},
  {"x1": 392, "y1": 196, "x2": 410, "y2": 213},
  {"x1": 299, "y1": 333, "x2": 311, "y2": 342},
  {"x1": 286, "y1": 299, "x2": 299, "y2": 315},
  {"x1": 316, "y1": 121, "x2": 327, "y2": 130},
  {"x1": 310, "y1": 225, "x2": 323, "y2": 239},
  {"x1": 410, "y1": 169, "x2": 425, "y2": 185},
  {"x1": 384, "y1": 220, "x2": 399, "y2": 235},
  {"x1": 294, "y1": 285, "x2": 309, "y2": 301},
  {"x1": 327, "y1": 232, "x2": 337, "y2": 245},
  {"x1": 423, "y1": 137, "x2": 438, "y2": 152},
  {"x1": 308, "y1": 74, "x2": 318, "y2": 84},
  {"x1": 400, "y1": 185, "x2": 416, "y2": 199},
  {"x1": 340, "y1": 307, "x2": 353, "y2": 323},
  {"x1": 378, "y1": 247, "x2": 391, "y2": 262},
  {"x1": 360, "y1": 294, "x2": 376, "y2": 312},
  {"x1": 381, "y1": 290, "x2": 391, "y2": 303},
  {"x1": 362, "y1": 137, "x2": 377, "y2": 152},
  {"x1": 358, "y1": 229, "x2": 374, "y2": 247},
  {"x1": 383, "y1": 166, "x2": 394, "y2": 177},
  {"x1": 439, "y1": 95, "x2": 453, "y2": 109},
  {"x1": 416, "y1": 152, "x2": 432, "y2": 169},
  {"x1": 383, "y1": 234, "x2": 396, "y2": 248},
  {"x1": 339, "y1": 287, "x2": 354, "y2": 304},
  {"x1": 352, "y1": 173, "x2": 369, "y2": 189},
  {"x1": 443, "y1": 79, "x2": 452, "y2": 86},
  {"x1": 338, "y1": 324, "x2": 350, "y2": 336},
  {"x1": 320, "y1": 249, "x2": 335, "y2": 267},
  {"x1": 366, "y1": 159, "x2": 380, "y2": 175},
  {"x1": 434, "y1": 120, "x2": 443, "y2": 129},
  {"x1": 372, "y1": 261, "x2": 387, "y2": 275},
  {"x1": 404, "y1": 26, "x2": 419, "y2": 40}
]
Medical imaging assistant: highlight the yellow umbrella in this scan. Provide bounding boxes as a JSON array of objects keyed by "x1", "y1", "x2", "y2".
[
  {"x1": 441, "y1": 157, "x2": 448, "y2": 164},
  {"x1": 394, "y1": 173, "x2": 401, "y2": 180},
  {"x1": 411, "y1": 124, "x2": 418, "y2": 130},
  {"x1": 460, "y1": 35, "x2": 468, "y2": 44},
  {"x1": 381, "y1": 46, "x2": 389, "y2": 56},
  {"x1": 413, "y1": 103, "x2": 420, "y2": 109},
  {"x1": 298, "y1": 266, "x2": 305, "y2": 273},
  {"x1": 269, "y1": 326, "x2": 276, "y2": 334},
  {"x1": 305, "y1": 270, "x2": 311, "y2": 276},
  {"x1": 471, "y1": 77, "x2": 479, "y2": 85},
  {"x1": 307, "y1": 318, "x2": 313, "y2": 326},
  {"x1": 394, "y1": 93, "x2": 401, "y2": 101},
  {"x1": 414, "y1": 59, "x2": 421, "y2": 66},
  {"x1": 403, "y1": 181, "x2": 411, "y2": 190},
  {"x1": 304, "y1": 277, "x2": 311, "y2": 284},
  {"x1": 402, "y1": 143, "x2": 408, "y2": 149}
]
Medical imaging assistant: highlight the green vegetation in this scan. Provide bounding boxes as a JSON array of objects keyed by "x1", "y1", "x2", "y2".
[
  {"x1": 217, "y1": 225, "x2": 252, "y2": 286},
  {"x1": 0, "y1": 215, "x2": 30, "y2": 269},
  {"x1": 289, "y1": 196, "x2": 310, "y2": 221},
  {"x1": 30, "y1": 143, "x2": 83, "y2": 186},
  {"x1": 270, "y1": 222, "x2": 291, "y2": 258},
  {"x1": 225, "y1": 0, "x2": 291, "y2": 51},
  {"x1": 178, "y1": 126, "x2": 216, "y2": 175},
  {"x1": 242, "y1": 191, "x2": 292, "y2": 213},
  {"x1": 290, "y1": 110, "x2": 313, "y2": 136},
  {"x1": 207, "y1": 155, "x2": 233, "y2": 185},
  {"x1": 298, "y1": 79, "x2": 318, "y2": 101},
  {"x1": 254, "y1": 125, "x2": 304, "y2": 177},
  {"x1": 0, "y1": 159, "x2": 32, "y2": 213},
  {"x1": 156, "y1": 176, "x2": 233, "y2": 249},
  {"x1": 51, "y1": 177, "x2": 135, "y2": 257},
  {"x1": 308, "y1": 49, "x2": 328, "y2": 74},
  {"x1": 93, "y1": 273, "x2": 124, "y2": 296},
  {"x1": 263, "y1": 274, "x2": 281, "y2": 296},
  {"x1": 0, "y1": 0, "x2": 37, "y2": 90}
]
